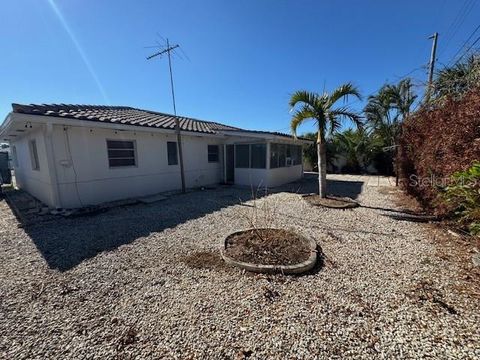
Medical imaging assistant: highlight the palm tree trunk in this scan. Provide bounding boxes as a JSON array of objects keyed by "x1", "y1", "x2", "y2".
[{"x1": 317, "y1": 133, "x2": 327, "y2": 198}]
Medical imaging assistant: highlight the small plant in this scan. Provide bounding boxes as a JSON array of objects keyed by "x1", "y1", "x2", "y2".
[
  {"x1": 238, "y1": 183, "x2": 280, "y2": 243},
  {"x1": 442, "y1": 162, "x2": 480, "y2": 235}
]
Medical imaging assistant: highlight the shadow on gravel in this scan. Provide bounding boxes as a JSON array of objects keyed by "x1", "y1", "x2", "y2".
[
  {"x1": 275, "y1": 173, "x2": 364, "y2": 200},
  {"x1": 13, "y1": 174, "x2": 363, "y2": 272}
]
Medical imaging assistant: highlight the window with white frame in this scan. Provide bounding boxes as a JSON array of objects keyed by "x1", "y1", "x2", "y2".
[
  {"x1": 208, "y1": 145, "x2": 219, "y2": 163},
  {"x1": 29, "y1": 140, "x2": 40, "y2": 170},
  {"x1": 11, "y1": 145, "x2": 19, "y2": 168},
  {"x1": 269, "y1": 143, "x2": 302, "y2": 168},
  {"x1": 250, "y1": 144, "x2": 266, "y2": 168},
  {"x1": 167, "y1": 141, "x2": 178, "y2": 165},
  {"x1": 235, "y1": 143, "x2": 266, "y2": 169},
  {"x1": 235, "y1": 144, "x2": 249, "y2": 168},
  {"x1": 106, "y1": 140, "x2": 136, "y2": 167}
]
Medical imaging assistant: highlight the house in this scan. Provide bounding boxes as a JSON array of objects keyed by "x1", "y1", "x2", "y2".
[{"x1": 0, "y1": 104, "x2": 311, "y2": 209}]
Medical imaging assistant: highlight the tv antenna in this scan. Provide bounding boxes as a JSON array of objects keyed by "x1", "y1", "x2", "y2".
[{"x1": 146, "y1": 37, "x2": 186, "y2": 193}]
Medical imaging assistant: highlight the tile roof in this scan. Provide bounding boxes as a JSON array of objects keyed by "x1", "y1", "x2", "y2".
[
  {"x1": 10, "y1": 103, "x2": 309, "y2": 140},
  {"x1": 12, "y1": 103, "x2": 239, "y2": 135}
]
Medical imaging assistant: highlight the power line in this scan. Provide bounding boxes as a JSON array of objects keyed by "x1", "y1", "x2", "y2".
[
  {"x1": 440, "y1": 0, "x2": 476, "y2": 56},
  {"x1": 448, "y1": 23, "x2": 480, "y2": 65},
  {"x1": 454, "y1": 35, "x2": 480, "y2": 65}
]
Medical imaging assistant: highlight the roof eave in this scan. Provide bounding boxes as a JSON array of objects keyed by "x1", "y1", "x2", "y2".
[
  {"x1": 5, "y1": 113, "x2": 228, "y2": 138},
  {"x1": 218, "y1": 129, "x2": 313, "y2": 144},
  {"x1": 0, "y1": 112, "x2": 15, "y2": 140}
]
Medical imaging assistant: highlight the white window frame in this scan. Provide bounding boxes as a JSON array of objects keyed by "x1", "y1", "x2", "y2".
[
  {"x1": 106, "y1": 139, "x2": 137, "y2": 168},
  {"x1": 29, "y1": 139, "x2": 40, "y2": 171},
  {"x1": 208, "y1": 145, "x2": 220, "y2": 163},
  {"x1": 11, "y1": 145, "x2": 19, "y2": 168},
  {"x1": 167, "y1": 141, "x2": 178, "y2": 166}
]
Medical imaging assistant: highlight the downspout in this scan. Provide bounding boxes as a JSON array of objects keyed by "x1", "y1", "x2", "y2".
[{"x1": 44, "y1": 123, "x2": 62, "y2": 209}]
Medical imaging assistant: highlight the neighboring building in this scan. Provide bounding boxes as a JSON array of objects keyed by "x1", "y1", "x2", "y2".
[{"x1": 0, "y1": 104, "x2": 311, "y2": 208}]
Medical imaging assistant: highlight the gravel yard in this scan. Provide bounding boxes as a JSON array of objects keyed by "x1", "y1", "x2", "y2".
[{"x1": 0, "y1": 174, "x2": 479, "y2": 359}]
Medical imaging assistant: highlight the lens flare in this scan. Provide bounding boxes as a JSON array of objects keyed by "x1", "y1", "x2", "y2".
[{"x1": 47, "y1": 0, "x2": 109, "y2": 104}]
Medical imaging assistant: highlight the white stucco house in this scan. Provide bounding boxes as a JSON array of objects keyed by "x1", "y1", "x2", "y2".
[{"x1": 0, "y1": 104, "x2": 311, "y2": 209}]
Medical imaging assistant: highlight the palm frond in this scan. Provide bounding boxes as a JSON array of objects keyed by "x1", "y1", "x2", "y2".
[
  {"x1": 289, "y1": 90, "x2": 319, "y2": 109},
  {"x1": 330, "y1": 107, "x2": 364, "y2": 129},
  {"x1": 328, "y1": 82, "x2": 362, "y2": 106},
  {"x1": 290, "y1": 106, "x2": 316, "y2": 137}
]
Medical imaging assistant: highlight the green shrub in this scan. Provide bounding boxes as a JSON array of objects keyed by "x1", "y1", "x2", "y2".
[{"x1": 443, "y1": 162, "x2": 480, "y2": 235}]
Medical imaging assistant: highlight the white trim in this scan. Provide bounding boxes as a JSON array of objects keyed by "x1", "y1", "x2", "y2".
[
  {"x1": 0, "y1": 113, "x2": 228, "y2": 140},
  {"x1": 1, "y1": 113, "x2": 314, "y2": 144},
  {"x1": 106, "y1": 138, "x2": 138, "y2": 169}
]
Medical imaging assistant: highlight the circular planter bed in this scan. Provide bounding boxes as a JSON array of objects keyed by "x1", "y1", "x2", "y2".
[
  {"x1": 303, "y1": 194, "x2": 359, "y2": 209},
  {"x1": 221, "y1": 228, "x2": 317, "y2": 274}
]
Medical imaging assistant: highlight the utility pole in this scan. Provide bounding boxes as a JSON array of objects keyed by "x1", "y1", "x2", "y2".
[
  {"x1": 426, "y1": 32, "x2": 439, "y2": 100},
  {"x1": 147, "y1": 38, "x2": 186, "y2": 193}
]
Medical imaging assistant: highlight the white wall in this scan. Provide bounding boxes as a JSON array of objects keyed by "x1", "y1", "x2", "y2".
[
  {"x1": 8, "y1": 117, "x2": 305, "y2": 208},
  {"x1": 234, "y1": 168, "x2": 269, "y2": 189},
  {"x1": 10, "y1": 125, "x2": 56, "y2": 206},
  {"x1": 234, "y1": 166, "x2": 303, "y2": 189},
  {"x1": 49, "y1": 125, "x2": 224, "y2": 208},
  {"x1": 267, "y1": 165, "x2": 303, "y2": 187}
]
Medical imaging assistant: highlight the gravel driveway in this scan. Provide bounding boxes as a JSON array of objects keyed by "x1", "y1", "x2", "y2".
[{"x1": 0, "y1": 174, "x2": 478, "y2": 359}]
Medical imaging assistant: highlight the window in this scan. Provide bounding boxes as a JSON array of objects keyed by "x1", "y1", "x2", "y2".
[
  {"x1": 167, "y1": 141, "x2": 178, "y2": 165},
  {"x1": 269, "y1": 143, "x2": 303, "y2": 168},
  {"x1": 106, "y1": 140, "x2": 136, "y2": 167},
  {"x1": 292, "y1": 145, "x2": 303, "y2": 165},
  {"x1": 208, "y1": 145, "x2": 219, "y2": 163},
  {"x1": 270, "y1": 143, "x2": 279, "y2": 169},
  {"x1": 11, "y1": 145, "x2": 18, "y2": 168},
  {"x1": 250, "y1": 144, "x2": 266, "y2": 169},
  {"x1": 235, "y1": 144, "x2": 249, "y2": 168},
  {"x1": 29, "y1": 140, "x2": 40, "y2": 170},
  {"x1": 235, "y1": 144, "x2": 267, "y2": 169},
  {"x1": 278, "y1": 144, "x2": 286, "y2": 167}
]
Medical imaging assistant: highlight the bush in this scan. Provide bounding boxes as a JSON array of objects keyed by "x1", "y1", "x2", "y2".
[
  {"x1": 442, "y1": 162, "x2": 480, "y2": 235},
  {"x1": 398, "y1": 88, "x2": 480, "y2": 214}
]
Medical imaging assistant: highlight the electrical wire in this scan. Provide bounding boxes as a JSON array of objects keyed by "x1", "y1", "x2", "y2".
[
  {"x1": 64, "y1": 127, "x2": 84, "y2": 207},
  {"x1": 440, "y1": 0, "x2": 476, "y2": 57},
  {"x1": 448, "y1": 23, "x2": 480, "y2": 65},
  {"x1": 451, "y1": 35, "x2": 480, "y2": 66}
]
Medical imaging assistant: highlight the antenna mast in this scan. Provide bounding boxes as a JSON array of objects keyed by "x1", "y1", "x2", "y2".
[{"x1": 147, "y1": 38, "x2": 186, "y2": 193}]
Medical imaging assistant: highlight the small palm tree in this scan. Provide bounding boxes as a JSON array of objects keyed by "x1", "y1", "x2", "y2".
[
  {"x1": 364, "y1": 79, "x2": 416, "y2": 181},
  {"x1": 290, "y1": 83, "x2": 362, "y2": 197},
  {"x1": 335, "y1": 129, "x2": 378, "y2": 173}
]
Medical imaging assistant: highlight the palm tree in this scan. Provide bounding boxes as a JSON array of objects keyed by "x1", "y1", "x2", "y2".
[
  {"x1": 334, "y1": 129, "x2": 380, "y2": 173},
  {"x1": 364, "y1": 78, "x2": 416, "y2": 181},
  {"x1": 289, "y1": 83, "x2": 362, "y2": 197},
  {"x1": 364, "y1": 79, "x2": 416, "y2": 148},
  {"x1": 433, "y1": 55, "x2": 480, "y2": 100}
]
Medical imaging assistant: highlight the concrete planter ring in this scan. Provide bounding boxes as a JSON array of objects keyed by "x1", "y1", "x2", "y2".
[{"x1": 220, "y1": 228, "x2": 318, "y2": 275}]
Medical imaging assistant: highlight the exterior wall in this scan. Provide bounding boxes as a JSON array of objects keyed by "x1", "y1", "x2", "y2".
[
  {"x1": 234, "y1": 166, "x2": 303, "y2": 188},
  {"x1": 233, "y1": 141, "x2": 304, "y2": 188},
  {"x1": 267, "y1": 165, "x2": 303, "y2": 187},
  {"x1": 10, "y1": 126, "x2": 56, "y2": 206},
  {"x1": 5, "y1": 115, "x2": 307, "y2": 208},
  {"x1": 49, "y1": 125, "x2": 223, "y2": 208},
  {"x1": 234, "y1": 168, "x2": 269, "y2": 188}
]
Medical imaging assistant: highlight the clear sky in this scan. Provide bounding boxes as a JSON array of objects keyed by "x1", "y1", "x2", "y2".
[{"x1": 1, "y1": 0, "x2": 479, "y2": 134}]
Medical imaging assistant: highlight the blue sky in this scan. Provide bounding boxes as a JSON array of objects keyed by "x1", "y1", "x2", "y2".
[{"x1": 1, "y1": 0, "x2": 479, "y2": 134}]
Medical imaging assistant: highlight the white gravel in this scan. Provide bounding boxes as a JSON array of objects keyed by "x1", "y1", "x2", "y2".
[{"x1": 0, "y1": 175, "x2": 479, "y2": 359}]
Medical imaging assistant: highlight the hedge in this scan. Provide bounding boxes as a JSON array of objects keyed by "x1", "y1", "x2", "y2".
[{"x1": 398, "y1": 88, "x2": 480, "y2": 215}]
